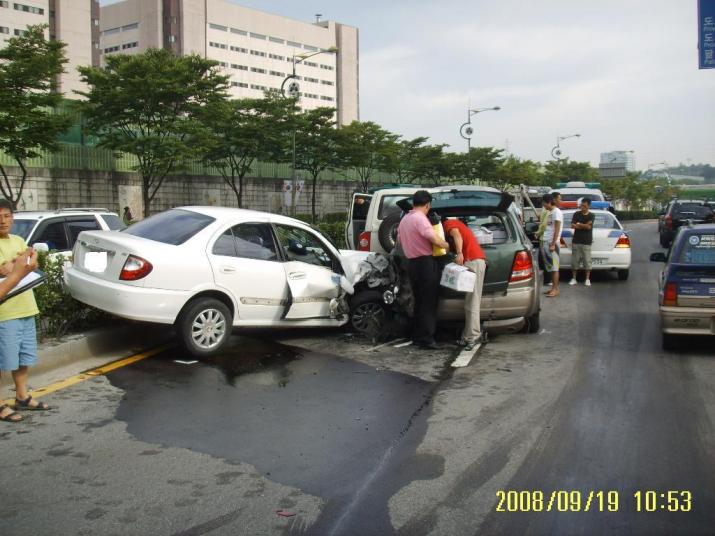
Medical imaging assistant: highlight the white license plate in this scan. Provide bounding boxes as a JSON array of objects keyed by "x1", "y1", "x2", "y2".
[
  {"x1": 84, "y1": 252, "x2": 107, "y2": 273},
  {"x1": 591, "y1": 258, "x2": 607, "y2": 265}
]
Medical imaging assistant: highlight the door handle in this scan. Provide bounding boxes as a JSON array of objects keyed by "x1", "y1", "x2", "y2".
[
  {"x1": 289, "y1": 271, "x2": 307, "y2": 280},
  {"x1": 220, "y1": 266, "x2": 237, "y2": 274}
]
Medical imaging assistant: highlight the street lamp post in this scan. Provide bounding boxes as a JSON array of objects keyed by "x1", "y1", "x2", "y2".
[
  {"x1": 281, "y1": 46, "x2": 338, "y2": 215},
  {"x1": 551, "y1": 133, "x2": 581, "y2": 161},
  {"x1": 459, "y1": 106, "x2": 500, "y2": 151}
]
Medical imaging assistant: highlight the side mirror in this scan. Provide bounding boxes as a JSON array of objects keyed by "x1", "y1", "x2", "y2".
[
  {"x1": 32, "y1": 242, "x2": 50, "y2": 253},
  {"x1": 649, "y1": 252, "x2": 667, "y2": 262}
]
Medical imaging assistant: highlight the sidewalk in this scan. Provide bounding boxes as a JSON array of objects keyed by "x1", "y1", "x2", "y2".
[{"x1": 0, "y1": 321, "x2": 174, "y2": 390}]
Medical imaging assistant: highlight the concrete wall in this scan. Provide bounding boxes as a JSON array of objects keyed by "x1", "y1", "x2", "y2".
[{"x1": 4, "y1": 166, "x2": 358, "y2": 218}]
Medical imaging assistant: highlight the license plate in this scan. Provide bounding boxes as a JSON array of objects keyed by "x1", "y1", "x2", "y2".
[
  {"x1": 84, "y1": 252, "x2": 107, "y2": 273},
  {"x1": 591, "y1": 258, "x2": 607, "y2": 265}
]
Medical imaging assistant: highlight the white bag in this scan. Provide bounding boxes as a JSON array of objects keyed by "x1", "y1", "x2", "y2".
[{"x1": 440, "y1": 262, "x2": 477, "y2": 292}]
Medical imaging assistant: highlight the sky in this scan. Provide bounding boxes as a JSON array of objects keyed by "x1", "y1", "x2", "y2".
[{"x1": 103, "y1": 1, "x2": 715, "y2": 168}]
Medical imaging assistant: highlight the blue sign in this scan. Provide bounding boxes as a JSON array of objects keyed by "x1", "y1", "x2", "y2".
[{"x1": 699, "y1": 0, "x2": 715, "y2": 69}]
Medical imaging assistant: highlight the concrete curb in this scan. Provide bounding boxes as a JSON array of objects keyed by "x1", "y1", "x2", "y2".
[{"x1": 1, "y1": 321, "x2": 175, "y2": 388}]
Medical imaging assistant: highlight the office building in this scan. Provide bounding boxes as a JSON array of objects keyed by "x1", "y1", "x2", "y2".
[
  {"x1": 99, "y1": 0, "x2": 359, "y2": 125},
  {"x1": 0, "y1": 0, "x2": 99, "y2": 95}
]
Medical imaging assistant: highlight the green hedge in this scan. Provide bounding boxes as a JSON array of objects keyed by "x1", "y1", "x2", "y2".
[
  {"x1": 34, "y1": 253, "x2": 110, "y2": 339},
  {"x1": 615, "y1": 210, "x2": 658, "y2": 220}
]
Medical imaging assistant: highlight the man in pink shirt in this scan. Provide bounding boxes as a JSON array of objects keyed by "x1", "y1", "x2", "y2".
[{"x1": 397, "y1": 190, "x2": 449, "y2": 350}]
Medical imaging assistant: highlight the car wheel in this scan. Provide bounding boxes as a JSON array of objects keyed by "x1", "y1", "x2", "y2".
[
  {"x1": 617, "y1": 269, "x2": 629, "y2": 281},
  {"x1": 177, "y1": 297, "x2": 232, "y2": 357},
  {"x1": 350, "y1": 290, "x2": 388, "y2": 334},
  {"x1": 659, "y1": 236, "x2": 669, "y2": 248},
  {"x1": 378, "y1": 212, "x2": 402, "y2": 253},
  {"x1": 662, "y1": 332, "x2": 677, "y2": 351},
  {"x1": 523, "y1": 311, "x2": 540, "y2": 334}
]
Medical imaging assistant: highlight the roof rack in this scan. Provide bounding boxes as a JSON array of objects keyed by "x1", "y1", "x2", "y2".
[{"x1": 54, "y1": 208, "x2": 110, "y2": 214}]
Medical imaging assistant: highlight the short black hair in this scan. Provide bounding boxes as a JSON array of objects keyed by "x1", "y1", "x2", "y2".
[
  {"x1": 413, "y1": 190, "x2": 432, "y2": 207},
  {"x1": 542, "y1": 193, "x2": 554, "y2": 205},
  {"x1": 580, "y1": 197, "x2": 592, "y2": 206},
  {"x1": 552, "y1": 191, "x2": 561, "y2": 198},
  {"x1": 0, "y1": 199, "x2": 13, "y2": 213}
]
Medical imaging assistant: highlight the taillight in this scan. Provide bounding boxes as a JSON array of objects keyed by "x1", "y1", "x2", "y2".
[
  {"x1": 665, "y1": 215, "x2": 673, "y2": 230},
  {"x1": 358, "y1": 231, "x2": 371, "y2": 251},
  {"x1": 615, "y1": 234, "x2": 631, "y2": 248},
  {"x1": 663, "y1": 282, "x2": 678, "y2": 306},
  {"x1": 510, "y1": 251, "x2": 534, "y2": 283},
  {"x1": 119, "y1": 255, "x2": 153, "y2": 281}
]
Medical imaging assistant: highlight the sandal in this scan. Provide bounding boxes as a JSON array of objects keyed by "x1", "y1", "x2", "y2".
[
  {"x1": 15, "y1": 395, "x2": 50, "y2": 411},
  {"x1": 0, "y1": 404, "x2": 23, "y2": 422},
  {"x1": 545, "y1": 291, "x2": 560, "y2": 298}
]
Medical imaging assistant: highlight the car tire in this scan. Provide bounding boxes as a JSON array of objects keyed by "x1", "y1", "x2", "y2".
[
  {"x1": 659, "y1": 236, "x2": 670, "y2": 248},
  {"x1": 350, "y1": 290, "x2": 389, "y2": 334},
  {"x1": 662, "y1": 332, "x2": 677, "y2": 351},
  {"x1": 177, "y1": 297, "x2": 233, "y2": 357},
  {"x1": 617, "y1": 269, "x2": 629, "y2": 281},
  {"x1": 523, "y1": 311, "x2": 540, "y2": 334},
  {"x1": 378, "y1": 212, "x2": 402, "y2": 253}
]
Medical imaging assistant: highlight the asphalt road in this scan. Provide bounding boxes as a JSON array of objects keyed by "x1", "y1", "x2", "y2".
[{"x1": 1, "y1": 221, "x2": 713, "y2": 536}]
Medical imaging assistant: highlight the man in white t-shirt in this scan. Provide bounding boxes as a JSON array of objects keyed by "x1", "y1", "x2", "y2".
[{"x1": 540, "y1": 193, "x2": 563, "y2": 297}]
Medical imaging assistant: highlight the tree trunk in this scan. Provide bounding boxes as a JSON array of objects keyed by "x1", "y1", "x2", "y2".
[
  {"x1": 311, "y1": 172, "x2": 318, "y2": 224},
  {"x1": 237, "y1": 173, "x2": 244, "y2": 209},
  {"x1": 142, "y1": 178, "x2": 151, "y2": 218}
]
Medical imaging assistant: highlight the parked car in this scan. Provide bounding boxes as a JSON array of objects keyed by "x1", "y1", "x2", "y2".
[
  {"x1": 551, "y1": 182, "x2": 614, "y2": 212},
  {"x1": 650, "y1": 223, "x2": 715, "y2": 350},
  {"x1": 11, "y1": 208, "x2": 124, "y2": 256},
  {"x1": 348, "y1": 187, "x2": 542, "y2": 336},
  {"x1": 66, "y1": 207, "x2": 370, "y2": 357},
  {"x1": 559, "y1": 209, "x2": 632, "y2": 280},
  {"x1": 658, "y1": 199, "x2": 714, "y2": 248}
]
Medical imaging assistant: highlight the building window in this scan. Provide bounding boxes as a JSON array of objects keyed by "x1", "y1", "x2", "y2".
[
  {"x1": 231, "y1": 81, "x2": 249, "y2": 88},
  {"x1": 250, "y1": 84, "x2": 267, "y2": 91},
  {"x1": 304, "y1": 61, "x2": 318, "y2": 68},
  {"x1": 287, "y1": 41, "x2": 302, "y2": 48},
  {"x1": 230, "y1": 27, "x2": 247, "y2": 36},
  {"x1": 209, "y1": 23, "x2": 228, "y2": 32},
  {"x1": 320, "y1": 96, "x2": 334, "y2": 102},
  {"x1": 0, "y1": 1, "x2": 8, "y2": 8},
  {"x1": 0, "y1": 26, "x2": 8, "y2": 34},
  {"x1": 169, "y1": 35, "x2": 176, "y2": 43},
  {"x1": 269, "y1": 53, "x2": 285, "y2": 61},
  {"x1": 250, "y1": 49, "x2": 266, "y2": 57},
  {"x1": 269, "y1": 36, "x2": 284, "y2": 44},
  {"x1": 121, "y1": 41, "x2": 138, "y2": 50},
  {"x1": 122, "y1": 23, "x2": 139, "y2": 31},
  {"x1": 303, "y1": 93, "x2": 320, "y2": 99},
  {"x1": 13, "y1": 28, "x2": 27, "y2": 36},
  {"x1": 13, "y1": 3, "x2": 44, "y2": 15},
  {"x1": 321, "y1": 80, "x2": 334, "y2": 86},
  {"x1": 230, "y1": 45, "x2": 247, "y2": 53},
  {"x1": 250, "y1": 32, "x2": 266, "y2": 40},
  {"x1": 250, "y1": 67, "x2": 266, "y2": 74},
  {"x1": 104, "y1": 45, "x2": 120, "y2": 53},
  {"x1": 305, "y1": 77, "x2": 319, "y2": 83},
  {"x1": 231, "y1": 63, "x2": 248, "y2": 71},
  {"x1": 217, "y1": 61, "x2": 228, "y2": 68},
  {"x1": 103, "y1": 27, "x2": 121, "y2": 36},
  {"x1": 209, "y1": 41, "x2": 227, "y2": 50},
  {"x1": 93, "y1": 19, "x2": 99, "y2": 27},
  {"x1": 269, "y1": 70, "x2": 284, "y2": 77},
  {"x1": 304, "y1": 44, "x2": 318, "y2": 52},
  {"x1": 320, "y1": 64, "x2": 334, "y2": 71}
]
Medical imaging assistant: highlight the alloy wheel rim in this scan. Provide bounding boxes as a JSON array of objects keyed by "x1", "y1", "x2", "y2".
[
  {"x1": 352, "y1": 302, "x2": 385, "y2": 332},
  {"x1": 191, "y1": 308, "x2": 227, "y2": 349}
]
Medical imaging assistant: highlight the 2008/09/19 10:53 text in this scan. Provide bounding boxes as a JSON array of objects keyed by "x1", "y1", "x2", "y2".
[{"x1": 495, "y1": 490, "x2": 693, "y2": 513}]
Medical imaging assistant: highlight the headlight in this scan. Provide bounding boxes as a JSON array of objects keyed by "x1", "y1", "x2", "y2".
[{"x1": 383, "y1": 290, "x2": 395, "y2": 304}]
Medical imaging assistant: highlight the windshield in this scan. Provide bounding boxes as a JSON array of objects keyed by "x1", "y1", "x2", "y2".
[
  {"x1": 11, "y1": 219, "x2": 38, "y2": 240},
  {"x1": 123, "y1": 209, "x2": 215, "y2": 245},
  {"x1": 564, "y1": 211, "x2": 620, "y2": 229},
  {"x1": 678, "y1": 233, "x2": 715, "y2": 265}
]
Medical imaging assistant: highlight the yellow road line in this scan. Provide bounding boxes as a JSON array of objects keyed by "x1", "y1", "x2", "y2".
[{"x1": 2, "y1": 344, "x2": 172, "y2": 405}]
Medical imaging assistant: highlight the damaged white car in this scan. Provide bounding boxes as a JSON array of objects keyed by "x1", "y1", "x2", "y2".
[{"x1": 66, "y1": 206, "x2": 371, "y2": 357}]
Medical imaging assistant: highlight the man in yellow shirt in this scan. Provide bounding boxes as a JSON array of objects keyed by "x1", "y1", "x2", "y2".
[{"x1": 0, "y1": 199, "x2": 50, "y2": 423}]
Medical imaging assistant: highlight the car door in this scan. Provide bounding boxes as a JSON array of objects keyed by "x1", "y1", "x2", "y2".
[
  {"x1": 30, "y1": 218, "x2": 71, "y2": 252},
  {"x1": 207, "y1": 222, "x2": 289, "y2": 323},
  {"x1": 273, "y1": 223, "x2": 343, "y2": 320},
  {"x1": 345, "y1": 193, "x2": 372, "y2": 249}
]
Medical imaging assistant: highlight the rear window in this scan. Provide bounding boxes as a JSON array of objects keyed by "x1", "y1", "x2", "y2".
[
  {"x1": 561, "y1": 193, "x2": 604, "y2": 202},
  {"x1": 124, "y1": 209, "x2": 215, "y2": 245},
  {"x1": 564, "y1": 211, "x2": 620, "y2": 229},
  {"x1": 11, "y1": 219, "x2": 37, "y2": 240},
  {"x1": 673, "y1": 204, "x2": 713, "y2": 219},
  {"x1": 100, "y1": 214, "x2": 125, "y2": 231},
  {"x1": 678, "y1": 233, "x2": 715, "y2": 265},
  {"x1": 378, "y1": 195, "x2": 410, "y2": 219}
]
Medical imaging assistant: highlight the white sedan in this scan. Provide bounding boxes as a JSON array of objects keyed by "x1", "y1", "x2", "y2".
[
  {"x1": 559, "y1": 209, "x2": 632, "y2": 280},
  {"x1": 65, "y1": 207, "x2": 369, "y2": 356}
]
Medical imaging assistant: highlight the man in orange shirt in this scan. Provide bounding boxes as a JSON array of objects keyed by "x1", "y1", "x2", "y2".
[{"x1": 443, "y1": 218, "x2": 488, "y2": 350}]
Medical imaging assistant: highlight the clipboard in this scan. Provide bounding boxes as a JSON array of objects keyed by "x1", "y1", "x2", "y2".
[{"x1": 0, "y1": 270, "x2": 46, "y2": 304}]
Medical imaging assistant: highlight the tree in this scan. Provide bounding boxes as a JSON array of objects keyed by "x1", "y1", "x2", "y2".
[
  {"x1": 77, "y1": 48, "x2": 229, "y2": 217},
  {"x1": 389, "y1": 137, "x2": 428, "y2": 184},
  {"x1": 336, "y1": 121, "x2": 399, "y2": 192},
  {"x1": 543, "y1": 158, "x2": 599, "y2": 186},
  {"x1": 450, "y1": 147, "x2": 505, "y2": 187},
  {"x1": 294, "y1": 107, "x2": 340, "y2": 223},
  {"x1": 201, "y1": 93, "x2": 296, "y2": 209},
  {"x1": 0, "y1": 25, "x2": 70, "y2": 209},
  {"x1": 496, "y1": 156, "x2": 544, "y2": 189},
  {"x1": 411, "y1": 143, "x2": 452, "y2": 186}
]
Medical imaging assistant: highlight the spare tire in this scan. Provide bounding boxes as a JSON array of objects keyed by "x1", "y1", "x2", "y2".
[{"x1": 378, "y1": 212, "x2": 402, "y2": 253}]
